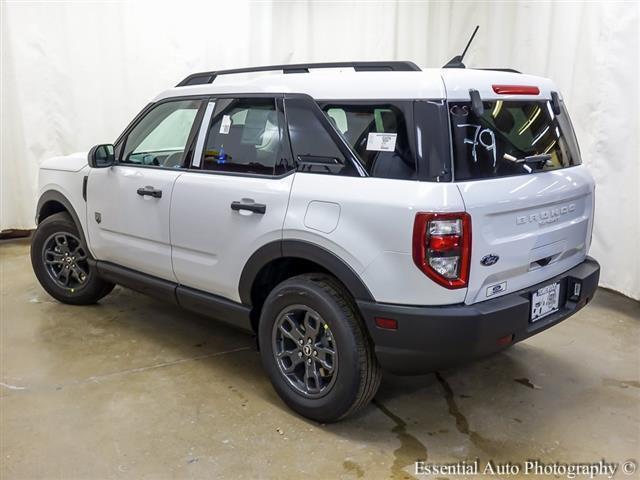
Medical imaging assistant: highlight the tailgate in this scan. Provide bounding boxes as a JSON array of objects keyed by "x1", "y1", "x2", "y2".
[
  {"x1": 441, "y1": 76, "x2": 595, "y2": 305},
  {"x1": 459, "y1": 166, "x2": 594, "y2": 304}
]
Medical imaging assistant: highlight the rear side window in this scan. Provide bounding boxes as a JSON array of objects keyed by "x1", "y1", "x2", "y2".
[
  {"x1": 201, "y1": 98, "x2": 288, "y2": 175},
  {"x1": 449, "y1": 100, "x2": 582, "y2": 181},
  {"x1": 285, "y1": 97, "x2": 359, "y2": 176},
  {"x1": 323, "y1": 103, "x2": 416, "y2": 180}
]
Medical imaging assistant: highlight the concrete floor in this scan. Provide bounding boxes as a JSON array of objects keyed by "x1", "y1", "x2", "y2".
[{"x1": 1, "y1": 238, "x2": 638, "y2": 479}]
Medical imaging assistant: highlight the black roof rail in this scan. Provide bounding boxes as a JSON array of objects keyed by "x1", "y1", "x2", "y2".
[{"x1": 176, "y1": 61, "x2": 422, "y2": 87}]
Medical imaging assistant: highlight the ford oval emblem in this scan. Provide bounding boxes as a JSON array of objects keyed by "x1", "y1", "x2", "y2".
[{"x1": 481, "y1": 254, "x2": 499, "y2": 266}]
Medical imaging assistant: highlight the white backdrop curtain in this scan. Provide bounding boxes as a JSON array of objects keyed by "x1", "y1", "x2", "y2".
[{"x1": 1, "y1": 0, "x2": 638, "y2": 299}]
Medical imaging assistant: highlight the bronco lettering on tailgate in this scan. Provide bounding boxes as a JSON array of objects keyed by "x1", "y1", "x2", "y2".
[{"x1": 516, "y1": 203, "x2": 576, "y2": 226}]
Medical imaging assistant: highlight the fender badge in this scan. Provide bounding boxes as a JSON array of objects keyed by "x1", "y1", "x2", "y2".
[{"x1": 481, "y1": 254, "x2": 499, "y2": 266}]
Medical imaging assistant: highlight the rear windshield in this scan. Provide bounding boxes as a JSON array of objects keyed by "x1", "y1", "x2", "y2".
[{"x1": 449, "y1": 100, "x2": 581, "y2": 181}]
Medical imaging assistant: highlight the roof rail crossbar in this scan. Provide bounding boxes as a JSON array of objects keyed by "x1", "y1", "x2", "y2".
[{"x1": 176, "y1": 61, "x2": 421, "y2": 87}]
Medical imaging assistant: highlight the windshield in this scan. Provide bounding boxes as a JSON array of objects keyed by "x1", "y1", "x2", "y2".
[{"x1": 449, "y1": 99, "x2": 581, "y2": 180}]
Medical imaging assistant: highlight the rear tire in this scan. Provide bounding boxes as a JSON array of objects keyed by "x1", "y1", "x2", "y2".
[
  {"x1": 30, "y1": 212, "x2": 114, "y2": 305},
  {"x1": 259, "y1": 273, "x2": 381, "y2": 422}
]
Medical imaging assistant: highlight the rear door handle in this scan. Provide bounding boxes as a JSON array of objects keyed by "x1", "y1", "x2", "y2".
[
  {"x1": 137, "y1": 186, "x2": 162, "y2": 198},
  {"x1": 230, "y1": 200, "x2": 266, "y2": 214}
]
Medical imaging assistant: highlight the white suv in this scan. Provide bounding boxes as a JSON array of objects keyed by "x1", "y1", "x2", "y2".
[{"x1": 31, "y1": 61, "x2": 600, "y2": 422}]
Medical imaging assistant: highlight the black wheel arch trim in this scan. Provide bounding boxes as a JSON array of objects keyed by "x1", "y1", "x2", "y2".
[
  {"x1": 36, "y1": 190, "x2": 88, "y2": 247},
  {"x1": 238, "y1": 239, "x2": 374, "y2": 305}
]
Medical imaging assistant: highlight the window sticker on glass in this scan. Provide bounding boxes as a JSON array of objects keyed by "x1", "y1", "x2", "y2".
[
  {"x1": 219, "y1": 115, "x2": 232, "y2": 134},
  {"x1": 366, "y1": 132, "x2": 397, "y2": 152}
]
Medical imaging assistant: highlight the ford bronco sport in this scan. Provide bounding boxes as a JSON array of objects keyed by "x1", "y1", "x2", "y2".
[{"x1": 31, "y1": 60, "x2": 600, "y2": 422}]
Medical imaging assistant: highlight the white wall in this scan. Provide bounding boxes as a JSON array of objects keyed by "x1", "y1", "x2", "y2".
[{"x1": 1, "y1": 0, "x2": 638, "y2": 299}]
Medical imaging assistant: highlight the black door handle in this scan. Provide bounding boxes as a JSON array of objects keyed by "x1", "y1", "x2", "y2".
[
  {"x1": 137, "y1": 186, "x2": 162, "y2": 198},
  {"x1": 231, "y1": 200, "x2": 266, "y2": 214}
]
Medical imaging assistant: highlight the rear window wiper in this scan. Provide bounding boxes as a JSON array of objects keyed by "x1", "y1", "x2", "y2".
[{"x1": 503, "y1": 153, "x2": 552, "y2": 172}]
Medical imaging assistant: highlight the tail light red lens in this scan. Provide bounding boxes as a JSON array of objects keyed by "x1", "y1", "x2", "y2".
[
  {"x1": 412, "y1": 212, "x2": 471, "y2": 289},
  {"x1": 429, "y1": 235, "x2": 461, "y2": 250},
  {"x1": 492, "y1": 85, "x2": 540, "y2": 95}
]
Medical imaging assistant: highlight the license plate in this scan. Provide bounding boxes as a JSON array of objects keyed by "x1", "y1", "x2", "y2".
[{"x1": 531, "y1": 282, "x2": 561, "y2": 322}]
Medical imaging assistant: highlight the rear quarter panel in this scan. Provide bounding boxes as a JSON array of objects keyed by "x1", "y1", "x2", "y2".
[{"x1": 284, "y1": 173, "x2": 467, "y2": 305}]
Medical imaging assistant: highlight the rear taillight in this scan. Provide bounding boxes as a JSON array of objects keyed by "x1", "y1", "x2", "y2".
[{"x1": 412, "y1": 212, "x2": 471, "y2": 289}]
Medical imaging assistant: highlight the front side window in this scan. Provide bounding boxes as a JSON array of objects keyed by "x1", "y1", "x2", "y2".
[
  {"x1": 122, "y1": 99, "x2": 202, "y2": 168},
  {"x1": 323, "y1": 103, "x2": 416, "y2": 180},
  {"x1": 450, "y1": 100, "x2": 582, "y2": 181},
  {"x1": 201, "y1": 98, "x2": 288, "y2": 175}
]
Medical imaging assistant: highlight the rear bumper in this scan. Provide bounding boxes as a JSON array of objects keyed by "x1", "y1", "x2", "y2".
[{"x1": 357, "y1": 257, "x2": 600, "y2": 375}]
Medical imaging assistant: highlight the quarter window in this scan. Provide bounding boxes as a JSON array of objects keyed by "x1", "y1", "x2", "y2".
[
  {"x1": 286, "y1": 97, "x2": 358, "y2": 176},
  {"x1": 201, "y1": 98, "x2": 288, "y2": 175},
  {"x1": 122, "y1": 99, "x2": 202, "y2": 168},
  {"x1": 323, "y1": 103, "x2": 416, "y2": 180}
]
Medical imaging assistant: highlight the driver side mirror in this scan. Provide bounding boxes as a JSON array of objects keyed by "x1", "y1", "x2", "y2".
[{"x1": 88, "y1": 144, "x2": 115, "y2": 168}]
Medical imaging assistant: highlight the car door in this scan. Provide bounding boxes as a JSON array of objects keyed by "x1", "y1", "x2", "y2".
[
  {"x1": 170, "y1": 96, "x2": 295, "y2": 302},
  {"x1": 87, "y1": 98, "x2": 205, "y2": 280}
]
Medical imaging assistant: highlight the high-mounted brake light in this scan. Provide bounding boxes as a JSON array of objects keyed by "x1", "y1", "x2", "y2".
[
  {"x1": 412, "y1": 212, "x2": 471, "y2": 289},
  {"x1": 492, "y1": 85, "x2": 540, "y2": 95}
]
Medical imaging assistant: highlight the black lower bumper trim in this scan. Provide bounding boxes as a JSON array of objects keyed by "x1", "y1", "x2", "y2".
[{"x1": 357, "y1": 257, "x2": 600, "y2": 375}]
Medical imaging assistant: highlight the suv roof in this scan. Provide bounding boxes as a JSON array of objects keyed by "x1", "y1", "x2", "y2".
[
  {"x1": 176, "y1": 61, "x2": 424, "y2": 86},
  {"x1": 154, "y1": 61, "x2": 557, "y2": 102}
]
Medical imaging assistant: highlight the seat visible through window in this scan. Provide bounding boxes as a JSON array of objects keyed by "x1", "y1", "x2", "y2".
[
  {"x1": 201, "y1": 98, "x2": 286, "y2": 175},
  {"x1": 323, "y1": 103, "x2": 416, "y2": 180}
]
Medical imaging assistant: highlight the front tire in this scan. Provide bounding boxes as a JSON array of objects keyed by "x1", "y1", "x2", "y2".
[
  {"x1": 30, "y1": 212, "x2": 114, "y2": 305},
  {"x1": 259, "y1": 273, "x2": 381, "y2": 422}
]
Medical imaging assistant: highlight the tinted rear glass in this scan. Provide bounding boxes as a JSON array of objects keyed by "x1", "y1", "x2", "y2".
[{"x1": 450, "y1": 100, "x2": 581, "y2": 180}]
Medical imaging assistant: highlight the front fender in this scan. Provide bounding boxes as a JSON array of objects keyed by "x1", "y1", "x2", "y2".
[{"x1": 36, "y1": 189, "x2": 91, "y2": 255}]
